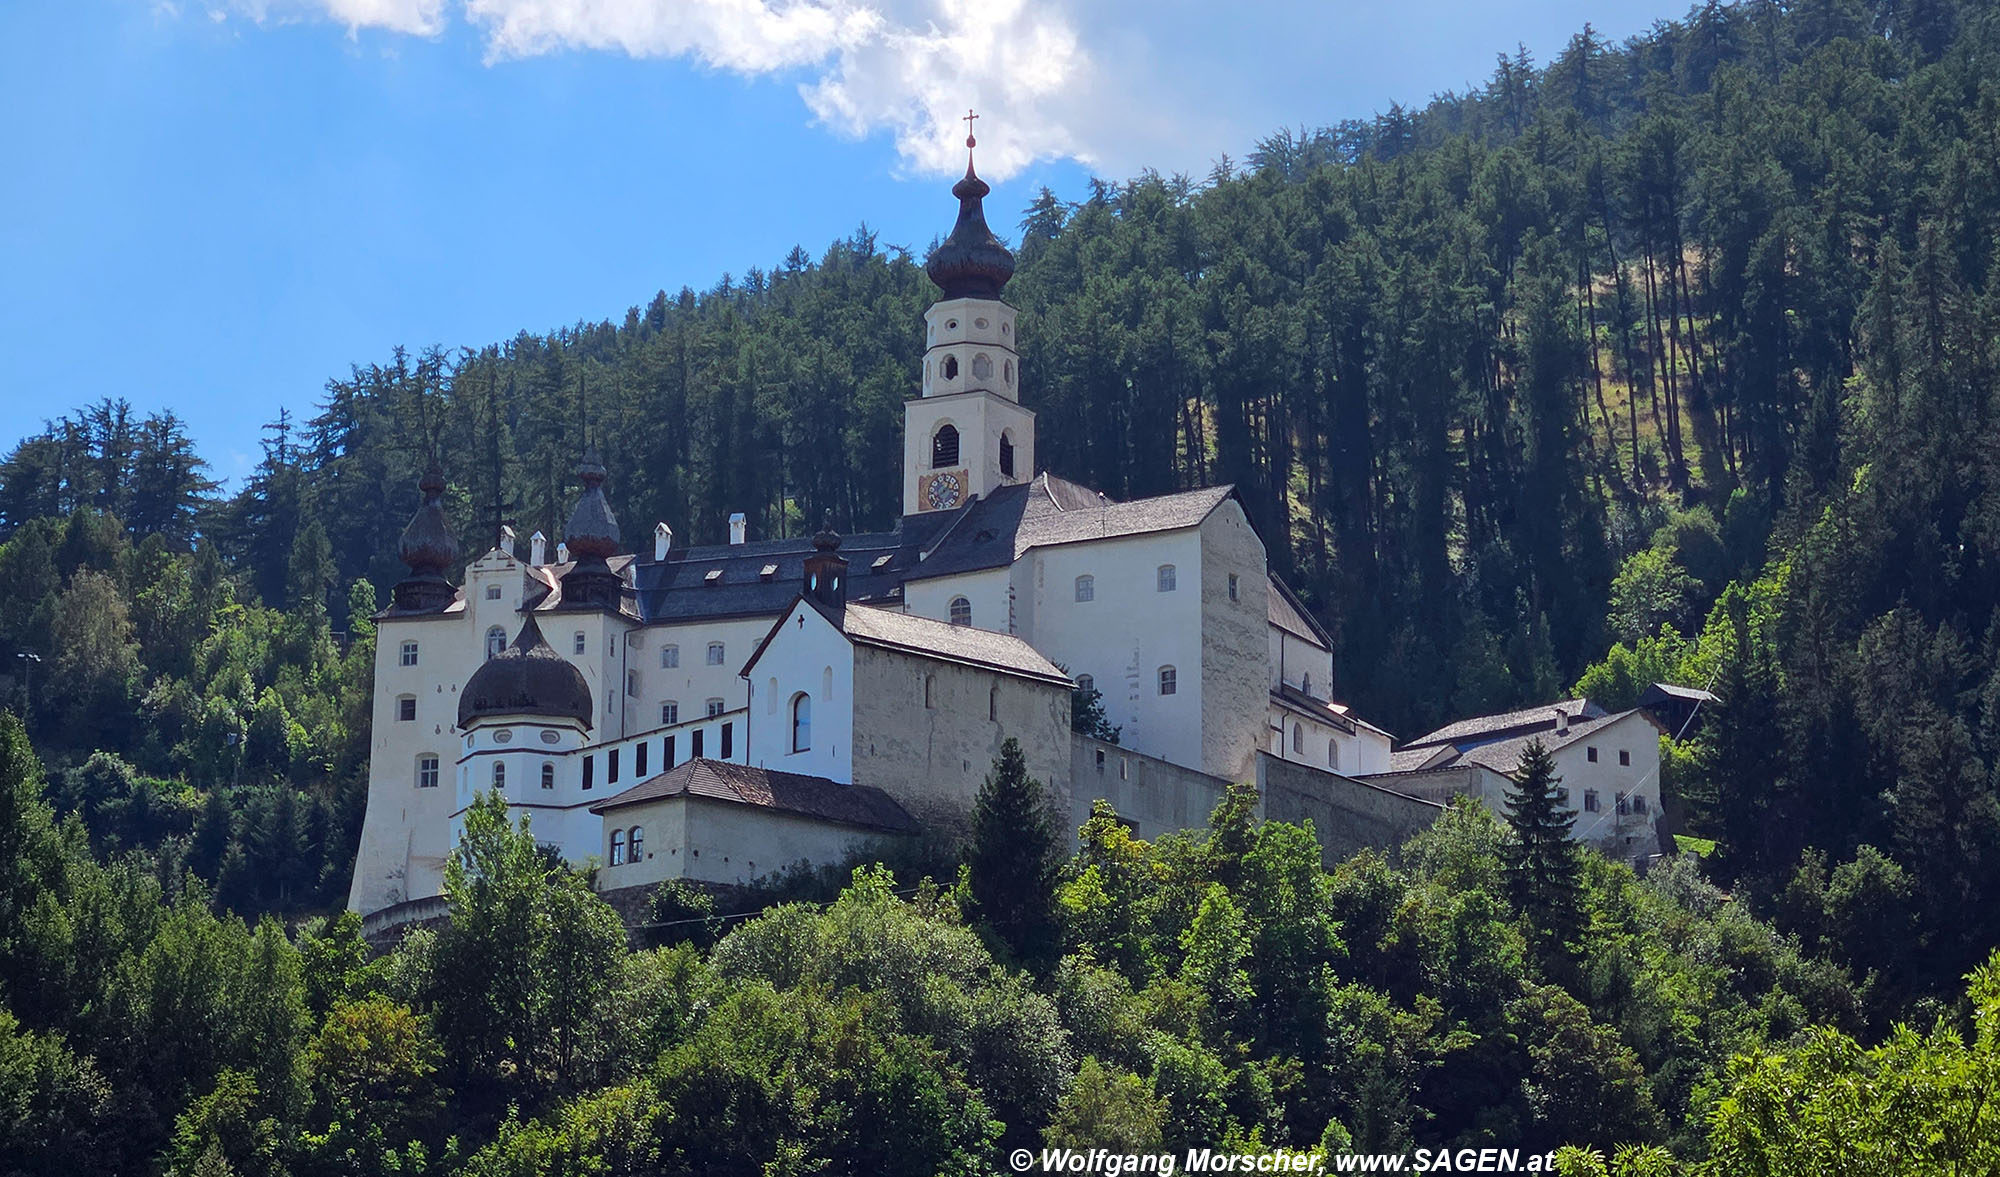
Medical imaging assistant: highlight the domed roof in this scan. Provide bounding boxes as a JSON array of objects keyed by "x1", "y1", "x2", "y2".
[
  {"x1": 399, "y1": 463, "x2": 460, "y2": 574},
  {"x1": 924, "y1": 139, "x2": 1015, "y2": 300},
  {"x1": 458, "y1": 615, "x2": 593, "y2": 730}
]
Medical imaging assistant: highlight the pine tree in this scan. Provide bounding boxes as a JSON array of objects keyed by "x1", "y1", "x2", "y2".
[
  {"x1": 965, "y1": 737, "x2": 1061, "y2": 972},
  {"x1": 1502, "y1": 738, "x2": 1583, "y2": 954}
]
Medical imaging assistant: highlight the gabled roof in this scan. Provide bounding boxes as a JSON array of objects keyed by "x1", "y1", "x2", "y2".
[
  {"x1": 1270, "y1": 686, "x2": 1357, "y2": 734},
  {"x1": 590, "y1": 758, "x2": 917, "y2": 833},
  {"x1": 840, "y1": 604, "x2": 1072, "y2": 687},
  {"x1": 1393, "y1": 708, "x2": 1655, "y2": 777},
  {"x1": 1013, "y1": 475, "x2": 1236, "y2": 554},
  {"x1": 1267, "y1": 573, "x2": 1334, "y2": 650},
  {"x1": 1404, "y1": 698, "x2": 1605, "y2": 751}
]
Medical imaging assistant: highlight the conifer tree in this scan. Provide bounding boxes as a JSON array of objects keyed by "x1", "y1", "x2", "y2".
[
  {"x1": 1502, "y1": 738, "x2": 1582, "y2": 953},
  {"x1": 966, "y1": 737, "x2": 1061, "y2": 972}
]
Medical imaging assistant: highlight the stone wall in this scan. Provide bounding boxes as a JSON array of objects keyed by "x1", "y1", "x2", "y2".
[
  {"x1": 1069, "y1": 734, "x2": 1232, "y2": 842},
  {"x1": 1199, "y1": 501, "x2": 1272, "y2": 784},
  {"x1": 1256, "y1": 753, "x2": 1445, "y2": 866}
]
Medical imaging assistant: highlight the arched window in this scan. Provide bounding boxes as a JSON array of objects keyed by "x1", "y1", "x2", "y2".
[
  {"x1": 1076, "y1": 673, "x2": 1094, "y2": 694},
  {"x1": 661, "y1": 701, "x2": 679, "y2": 726},
  {"x1": 572, "y1": 631, "x2": 587, "y2": 655},
  {"x1": 1000, "y1": 432, "x2": 1015, "y2": 477},
  {"x1": 949, "y1": 596, "x2": 972, "y2": 626},
  {"x1": 1074, "y1": 574, "x2": 1094, "y2": 602},
  {"x1": 1158, "y1": 666, "x2": 1177, "y2": 696},
  {"x1": 705, "y1": 698, "x2": 725, "y2": 717},
  {"x1": 1302, "y1": 672, "x2": 1313, "y2": 696},
  {"x1": 1156, "y1": 564, "x2": 1177, "y2": 592},
  {"x1": 661, "y1": 644, "x2": 679, "y2": 669},
  {"x1": 416, "y1": 755, "x2": 439, "y2": 789},
  {"x1": 971, "y1": 353, "x2": 993, "y2": 380},
  {"x1": 1328, "y1": 740, "x2": 1340, "y2": 770},
  {"x1": 628, "y1": 825, "x2": 644, "y2": 860},
  {"x1": 1293, "y1": 724, "x2": 1304, "y2": 754},
  {"x1": 610, "y1": 828, "x2": 626, "y2": 866},
  {"x1": 1004, "y1": 358, "x2": 1014, "y2": 385},
  {"x1": 942, "y1": 355, "x2": 959, "y2": 380},
  {"x1": 491, "y1": 761, "x2": 505, "y2": 789},
  {"x1": 932, "y1": 424, "x2": 960, "y2": 468},
  {"x1": 541, "y1": 762, "x2": 556, "y2": 789},
  {"x1": 486, "y1": 627, "x2": 506, "y2": 658},
  {"x1": 706, "y1": 642, "x2": 725, "y2": 665},
  {"x1": 791, "y1": 693, "x2": 812, "y2": 752}
]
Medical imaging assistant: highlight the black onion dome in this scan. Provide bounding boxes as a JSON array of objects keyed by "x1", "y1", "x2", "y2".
[
  {"x1": 399, "y1": 463, "x2": 460, "y2": 574},
  {"x1": 564, "y1": 446, "x2": 621, "y2": 559},
  {"x1": 458, "y1": 615, "x2": 593, "y2": 729},
  {"x1": 925, "y1": 149, "x2": 1016, "y2": 300}
]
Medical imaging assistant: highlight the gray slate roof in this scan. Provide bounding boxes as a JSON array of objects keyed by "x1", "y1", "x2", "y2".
[
  {"x1": 589, "y1": 758, "x2": 918, "y2": 833},
  {"x1": 1404, "y1": 698, "x2": 1605, "y2": 750},
  {"x1": 841, "y1": 604, "x2": 1073, "y2": 686}
]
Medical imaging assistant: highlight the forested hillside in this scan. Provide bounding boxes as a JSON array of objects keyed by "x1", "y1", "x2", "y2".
[{"x1": 6, "y1": 0, "x2": 2000, "y2": 1169}]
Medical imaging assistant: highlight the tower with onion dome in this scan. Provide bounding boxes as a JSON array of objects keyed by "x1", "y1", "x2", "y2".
[{"x1": 904, "y1": 112, "x2": 1035, "y2": 516}]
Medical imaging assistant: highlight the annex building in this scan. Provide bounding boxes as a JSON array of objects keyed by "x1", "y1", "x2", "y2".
[{"x1": 349, "y1": 138, "x2": 1660, "y2": 921}]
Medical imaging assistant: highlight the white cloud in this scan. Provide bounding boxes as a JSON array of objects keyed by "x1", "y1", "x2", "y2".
[{"x1": 201, "y1": 0, "x2": 1223, "y2": 178}]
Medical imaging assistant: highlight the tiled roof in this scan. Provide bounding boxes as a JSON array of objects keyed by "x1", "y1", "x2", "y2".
[
  {"x1": 842, "y1": 605, "x2": 1072, "y2": 686},
  {"x1": 1268, "y1": 576, "x2": 1328, "y2": 646},
  {"x1": 1013, "y1": 477, "x2": 1234, "y2": 553},
  {"x1": 1388, "y1": 746, "x2": 1457, "y2": 773},
  {"x1": 589, "y1": 758, "x2": 918, "y2": 833},
  {"x1": 1404, "y1": 698, "x2": 1605, "y2": 750},
  {"x1": 1454, "y1": 712, "x2": 1627, "y2": 774}
]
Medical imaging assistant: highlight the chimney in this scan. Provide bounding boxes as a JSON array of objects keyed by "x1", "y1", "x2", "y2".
[
  {"x1": 557, "y1": 542, "x2": 569, "y2": 564},
  {"x1": 499, "y1": 525, "x2": 516, "y2": 558},
  {"x1": 530, "y1": 530, "x2": 547, "y2": 565},
  {"x1": 654, "y1": 522, "x2": 673, "y2": 562},
  {"x1": 1554, "y1": 707, "x2": 1570, "y2": 736},
  {"x1": 729, "y1": 513, "x2": 747, "y2": 545}
]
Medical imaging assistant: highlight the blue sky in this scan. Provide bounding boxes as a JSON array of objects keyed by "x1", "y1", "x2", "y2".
[{"x1": 1, "y1": 0, "x2": 1671, "y2": 488}]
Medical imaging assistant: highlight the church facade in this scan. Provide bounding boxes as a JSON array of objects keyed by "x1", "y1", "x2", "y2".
[{"x1": 348, "y1": 139, "x2": 1397, "y2": 918}]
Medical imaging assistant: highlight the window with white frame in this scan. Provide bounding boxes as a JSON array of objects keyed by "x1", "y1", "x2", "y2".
[
  {"x1": 791, "y1": 693, "x2": 811, "y2": 752},
  {"x1": 491, "y1": 761, "x2": 505, "y2": 789},
  {"x1": 949, "y1": 597, "x2": 972, "y2": 626},
  {"x1": 661, "y1": 644, "x2": 679, "y2": 669},
  {"x1": 661, "y1": 701, "x2": 679, "y2": 726},
  {"x1": 399, "y1": 640, "x2": 419, "y2": 667},
  {"x1": 628, "y1": 825, "x2": 644, "y2": 861},
  {"x1": 485, "y1": 584, "x2": 502, "y2": 600},
  {"x1": 573, "y1": 632, "x2": 587, "y2": 655},
  {"x1": 1075, "y1": 574, "x2": 1094, "y2": 602},
  {"x1": 540, "y1": 762, "x2": 555, "y2": 790},
  {"x1": 486, "y1": 627, "x2": 506, "y2": 658},
  {"x1": 705, "y1": 698, "x2": 725, "y2": 718},
  {"x1": 1158, "y1": 666, "x2": 1177, "y2": 695},
  {"x1": 706, "y1": 642, "x2": 725, "y2": 665},
  {"x1": 1157, "y1": 564, "x2": 1177, "y2": 592},
  {"x1": 417, "y1": 755, "x2": 439, "y2": 789},
  {"x1": 610, "y1": 828, "x2": 626, "y2": 866}
]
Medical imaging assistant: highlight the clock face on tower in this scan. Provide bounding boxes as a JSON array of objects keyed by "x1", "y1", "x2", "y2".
[{"x1": 924, "y1": 469, "x2": 965, "y2": 511}]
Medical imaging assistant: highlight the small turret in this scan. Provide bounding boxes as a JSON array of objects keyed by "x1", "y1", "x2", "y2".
[
  {"x1": 803, "y1": 511, "x2": 848, "y2": 616},
  {"x1": 559, "y1": 446, "x2": 624, "y2": 611},
  {"x1": 392, "y1": 463, "x2": 459, "y2": 612}
]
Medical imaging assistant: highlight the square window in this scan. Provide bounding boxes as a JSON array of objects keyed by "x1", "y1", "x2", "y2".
[
  {"x1": 399, "y1": 641, "x2": 418, "y2": 667},
  {"x1": 485, "y1": 584, "x2": 502, "y2": 600},
  {"x1": 397, "y1": 696, "x2": 416, "y2": 722}
]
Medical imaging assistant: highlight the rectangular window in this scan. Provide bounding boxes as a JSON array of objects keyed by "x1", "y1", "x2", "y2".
[
  {"x1": 1617, "y1": 794, "x2": 1630, "y2": 816},
  {"x1": 1120, "y1": 757, "x2": 1129, "y2": 780},
  {"x1": 397, "y1": 696, "x2": 416, "y2": 722},
  {"x1": 634, "y1": 741, "x2": 648, "y2": 777},
  {"x1": 582, "y1": 755, "x2": 594, "y2": 791},
  {"x1": 1227, "y1": 574, "x2": 1239, "y2": 601},
  {"x1": 1587, "y1": 746, "x2": 1598, "y2": 762},
  {"x1": 706, "y1": 642, "x2": 725, "y2": 665},
  {"x1": 1633, "y1": 794, "x2": 1648, "y2": 814},
  {"x1": 662, "y1": 702, "x2": 679, "y2": 726},
  {"x1": 573, "y1": 632, "x2": 587, "y2": 655},
  {"x1": 1584, "y1": 790, "x2": 1599, "y2": 813},
  {"x1": 663, "y1": 735, "x2": 676, "y2": 766},
  {"x1": 399, "y1": 641, "x2": 419, "y2": 667},
  {"x1": 1157, "y1": 564, "x2": 1176, "y2": 592},
  {"x1": 1556, "y1": 788, "x2": 1570, "y2": 807},
  {"x1": 608, "y1": 749, "x2": 620, "y2": 785},
  {"x1": 485, "y1": 584, "x2": 502, "y2": 600},
  {"x1": 417, "y1": 756, "x2": 439, "y2": 789},
  {"x1": 1095, "y1": 748, "x2": 1105, "y2": 773},
  {"x1": 1158, "y1": 666, "x2": 1177, "y2": 696},
  {"x1": 706, "y1": 698, "x2": 725, "y2": 718},
  {"x1": 691, "y1": 728, "x2": 705, "y2": 759},
  {"x1": 1618, "y1": 749, "x2": 1631, "y2": 766},
  {"x1": 662, "y1": 645, "x2": 679, "y2": 669},
  {"x1": 721, "y1": 722, "x2": 734, "y2": 759},
  {"x1": 627, "y1": 670, "x2": 640, "y2": 696}
]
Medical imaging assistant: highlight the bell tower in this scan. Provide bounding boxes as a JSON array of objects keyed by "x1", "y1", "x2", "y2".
[{"x1": 905, "y1": 112, "x2": 1035, "y2": 517}]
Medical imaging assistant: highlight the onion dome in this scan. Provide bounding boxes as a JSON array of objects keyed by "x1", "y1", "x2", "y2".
[
  {"x1": 563, "y1": 446, "x2": 621, "y2": 559},
  {"x1": 458, "y1": 614, "x2": 593, "y2": 730},
  {"x1": 392, "y1": 463, "x2": 459, "y2": 612},
  {"x1": 559, "y1": 446, "x2": 625, "y2": 611},
  {"x1": 924, "y1": 132, "x2": 1015, "y2": 300}
]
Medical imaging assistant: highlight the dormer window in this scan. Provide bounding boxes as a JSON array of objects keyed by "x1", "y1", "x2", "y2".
[{"x1": 932, "y1": 424, "x2": 959, "y2": 469}]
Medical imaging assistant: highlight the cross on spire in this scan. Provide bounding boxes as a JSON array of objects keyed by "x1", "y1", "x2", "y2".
[{"x1": 963, "y1": 107, "x2": 978, "y2": 149}]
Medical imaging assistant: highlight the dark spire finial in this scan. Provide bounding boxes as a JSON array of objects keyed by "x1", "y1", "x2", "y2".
[
  {"x1": 963, "y1": 107, "x2": 979, "y2": 151},
  {"x1": 926, "y1": 109, "x2": 1015, "y2": 300},
  {"x1": 813, "y1": 510, "x2": 842, "y2": 552}
]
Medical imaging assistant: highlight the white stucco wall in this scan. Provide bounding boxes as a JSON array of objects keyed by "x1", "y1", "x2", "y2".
[
  {"x1": 903, "y1": 566, "x2": 1014, "y2": 635},
  {"x1": 624, "y1": 615, "x2": 765, "y2": 734},
  {"x1": 743, "y1": 601, "x2": 857, "y2": 784},
  {"x1": 595, "y1": 797, "x2": 901, "y2": 889}
]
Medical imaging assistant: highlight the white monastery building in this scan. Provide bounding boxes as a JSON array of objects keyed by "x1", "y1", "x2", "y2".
[{"x1": 349, "y1": 136, "x2": 1661, "y2": 918}]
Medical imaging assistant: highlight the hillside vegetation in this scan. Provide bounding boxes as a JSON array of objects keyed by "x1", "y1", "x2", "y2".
[{"x1": 4, "y1": 0, "x2": 2000, "y2": 1169}]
